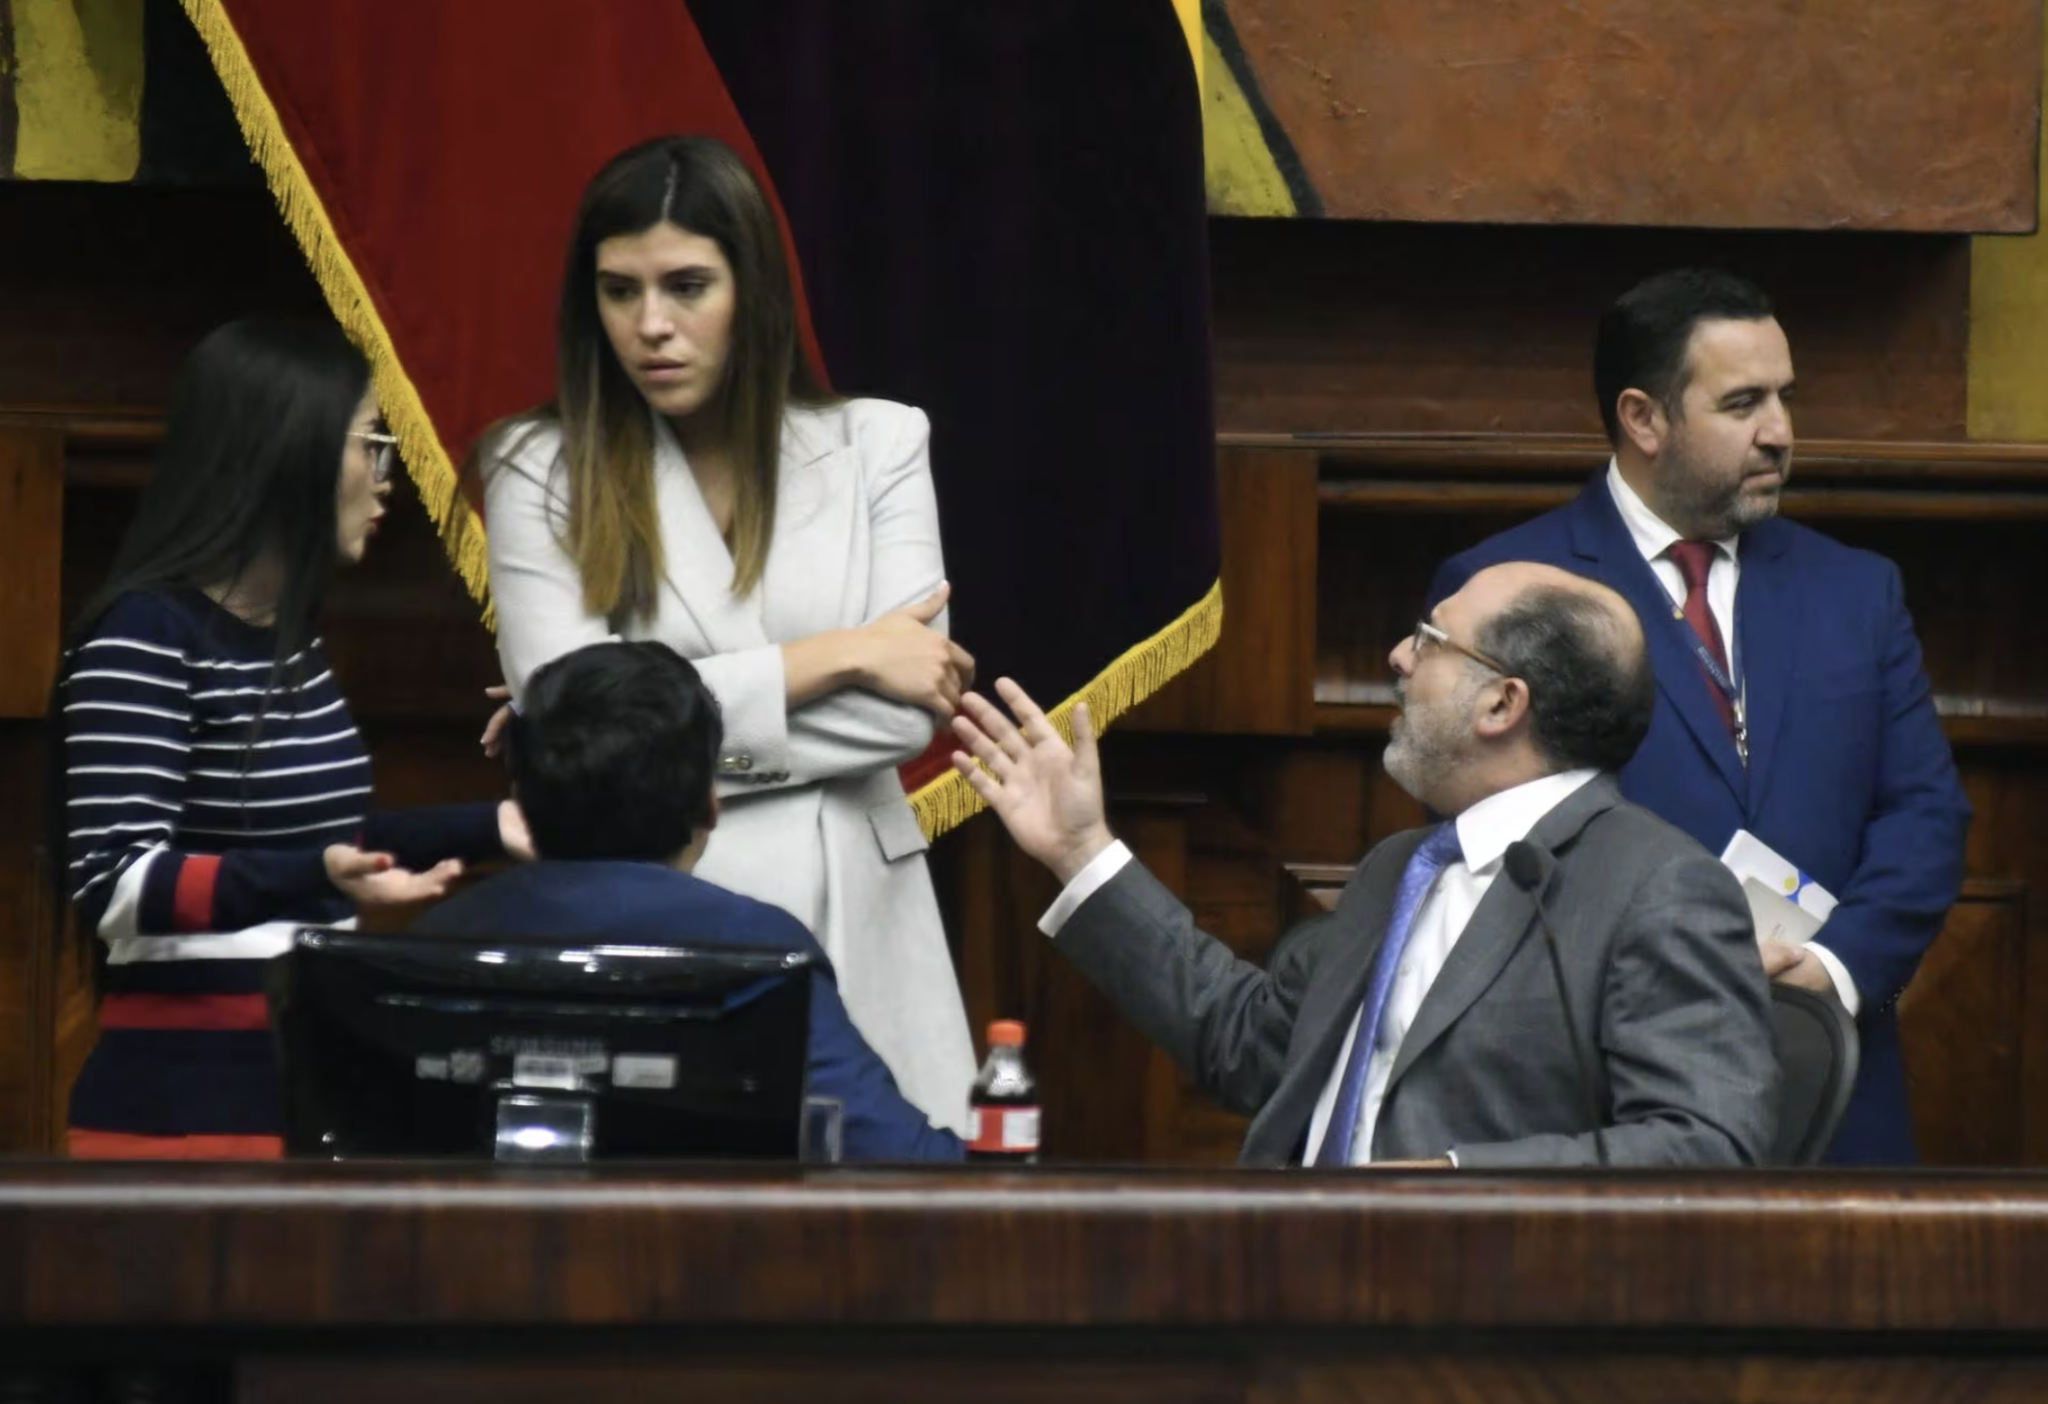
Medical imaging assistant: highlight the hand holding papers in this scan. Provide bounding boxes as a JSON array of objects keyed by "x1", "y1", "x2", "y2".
[{"x1": 1721, "y1": 829, "x2": 1836, "y2": 947}]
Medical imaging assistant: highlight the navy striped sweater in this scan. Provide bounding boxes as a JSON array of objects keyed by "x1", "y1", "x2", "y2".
[{"x1": 63, "y1": 587, "x2": 504, "y2": 1138}]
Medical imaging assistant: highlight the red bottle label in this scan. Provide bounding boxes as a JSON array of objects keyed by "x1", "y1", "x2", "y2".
[{"x1": 968, "y1": 1105, "x2": 1042, "y2": 1154}]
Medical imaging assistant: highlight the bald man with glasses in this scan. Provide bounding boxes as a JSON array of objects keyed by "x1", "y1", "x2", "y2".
[{"x1": 952, "y1": 561, "x2": 1778, "y2": 1169}]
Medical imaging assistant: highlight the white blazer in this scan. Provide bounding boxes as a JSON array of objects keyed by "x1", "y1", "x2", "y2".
[{"x1": 485, "y1": 397, "x2": 976, "y2": 1132}]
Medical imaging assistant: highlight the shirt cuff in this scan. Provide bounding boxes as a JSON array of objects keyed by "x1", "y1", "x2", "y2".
[
  {"x1": 1037, "y1": 840, "x2": 1133, "y2": 937},
  {"x1": 1803, "y1": 940, "x2": 1862, "y2": 1017}
]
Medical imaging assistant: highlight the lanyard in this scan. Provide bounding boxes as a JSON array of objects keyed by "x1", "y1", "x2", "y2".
[{"x1": 1669, "y1": 609, "x2": 1748, "y2": 767}]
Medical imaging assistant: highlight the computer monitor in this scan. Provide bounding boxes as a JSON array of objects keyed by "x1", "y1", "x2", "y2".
[{"x1": 269, "y1": 927, "x2": 815, "y2": 1163}]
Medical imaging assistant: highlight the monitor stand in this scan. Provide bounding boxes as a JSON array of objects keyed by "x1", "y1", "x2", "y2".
[{"x1": 493, "y1": 1090, "x2": 596, "y2": 1164}]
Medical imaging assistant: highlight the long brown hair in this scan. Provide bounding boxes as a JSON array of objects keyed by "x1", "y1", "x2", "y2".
[{"x1": 503, "y1": 136, "x2": 833, "y2": 619}]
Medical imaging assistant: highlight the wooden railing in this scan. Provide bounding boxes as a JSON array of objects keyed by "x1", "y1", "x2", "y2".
[{"x1": 2, "y1": 1164, "x2": 2047, "y2": 1401}]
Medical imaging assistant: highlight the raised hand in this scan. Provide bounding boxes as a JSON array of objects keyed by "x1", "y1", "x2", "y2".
[
  {"x1": 323, "y1": 844, "x2": 465, "y2": 906},
  {"x1": 950, "y1": 678, "x2": 1114, "y2": 884}
]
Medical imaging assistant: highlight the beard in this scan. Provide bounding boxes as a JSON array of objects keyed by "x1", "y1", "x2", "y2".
[
  {"x1": 1383, "y1": 673, "x2": 1482, "y2": 806},
  {"x1": 1658, "y1": 436, "x2": 1789, "y2": 540}
]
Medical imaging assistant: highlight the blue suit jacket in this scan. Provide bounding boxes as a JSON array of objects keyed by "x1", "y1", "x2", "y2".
[
  {"x1": 1428, "y1": 475, "x2": 1970, "y2": 1164},
  {"x1": 411, "y1": 860, "x2": 964, "y2": 1163}
]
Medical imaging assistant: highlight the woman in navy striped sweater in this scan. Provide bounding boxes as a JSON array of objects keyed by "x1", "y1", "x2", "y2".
[{"x1": 50, "y1": 318, "x2": 529, "y2": 1157}]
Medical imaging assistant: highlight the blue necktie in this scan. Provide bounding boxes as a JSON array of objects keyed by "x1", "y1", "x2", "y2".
[{"x1": 1314, "y1": 822, "x2": 1464, "y2": 1166}]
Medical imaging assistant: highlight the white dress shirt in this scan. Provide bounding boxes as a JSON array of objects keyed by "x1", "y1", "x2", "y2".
[
  {"x1": 1041, "y1": 768, "x2": 1600, "y2": 1165},
  {"x1": 1605, "y1": 461, "x2": 1739, "y2": 652},
  {"x1": 1604, "y1": 462, "x2": 1860, "y2": 1015}
]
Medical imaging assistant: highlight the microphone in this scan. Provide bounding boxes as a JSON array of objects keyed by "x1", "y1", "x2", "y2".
[{"x1": 1503, "y1": 840, "x2": 1610, "y2": 1170}]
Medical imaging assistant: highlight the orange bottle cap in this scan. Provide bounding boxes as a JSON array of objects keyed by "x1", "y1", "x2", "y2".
[{"x1": 987, "y1": 1019, "x2": 1026, "y2": 1046}]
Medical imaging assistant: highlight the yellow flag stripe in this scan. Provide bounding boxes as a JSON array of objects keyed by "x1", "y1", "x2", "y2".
[
  {"x1": 1171, "y1": 0, "x2": 1202, "y2": 104},
  {"x1": 1201, "y1": 25, "x2": 1295, "y2": 217}
]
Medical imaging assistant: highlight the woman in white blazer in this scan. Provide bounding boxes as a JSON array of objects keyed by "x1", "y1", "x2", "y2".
[{"x1": 481, "y1": 136, "x2": 977, "y2": 1132}]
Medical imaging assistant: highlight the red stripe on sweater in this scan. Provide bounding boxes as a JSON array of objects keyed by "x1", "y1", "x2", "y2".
[
  {"x1": 171, "y1": 854, "x2": 221, "y2": 931},
  {"x1": 96, "y1": 992, "x2": 270, "y2": 1031}
]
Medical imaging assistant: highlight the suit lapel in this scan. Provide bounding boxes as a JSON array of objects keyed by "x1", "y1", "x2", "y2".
[
  {"x1": 1381, "y1": 776, "x2": 1621, "y2": 1097},
  {"x1": 1731, "y1": 518, "x2": 1797, "y2": 814},
  {"x1": 1567, "y1": 478, "x2": 1746, "y2": 799},
  {"x1": 758, "y1": 410, "x2": 862, "y2": 635},
  {"x1": 650, "y1": 412, "x2": 767, "y2": 653}
]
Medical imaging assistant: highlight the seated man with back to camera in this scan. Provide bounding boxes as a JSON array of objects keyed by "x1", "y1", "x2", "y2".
[
  {"x1": 950, "y1": 562, "x2": 1779, "y2": 1167},
  {"x1": 412, "y1": 639, "x2": 964, "y2": 1162}
]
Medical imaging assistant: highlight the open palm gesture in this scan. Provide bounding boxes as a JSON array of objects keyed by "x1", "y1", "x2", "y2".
[
  {"x1": 950, "y1": 679, "x2": 1115, "y2": 884},
  {"x1": 323, "y1": 845, "x2": 464, "y2": 906}
]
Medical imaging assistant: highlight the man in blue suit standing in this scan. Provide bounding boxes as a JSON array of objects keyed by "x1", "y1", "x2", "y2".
[
  {"x1": 1427, "y1": 268, "x2": 1969, "y2": 1164},
  {"x1": 412, "y1": 639, "x2": 964, "y2": 1162}
]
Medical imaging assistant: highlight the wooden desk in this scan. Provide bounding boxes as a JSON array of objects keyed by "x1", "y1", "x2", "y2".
[{"x1": 3, "y1": 1164, "x2": 2047, "y2": 1401}]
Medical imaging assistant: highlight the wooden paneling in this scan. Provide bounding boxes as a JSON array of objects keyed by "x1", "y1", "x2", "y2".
[
  {"x1": 0, "y1": 947, "x2": 20, "y2": 1099},
  {"x1": 1209, "y1": 222, "x2": 1971, "y2": 439},
  {"x1": 1957, "y1": 756, "x2": 2048, "y2": 1167},
  {"x1": 231, "y1": 1356, "x2": 2048, "y2": 1404},
  {"x1": 13, "y1": 1166, "x2": 2048, "y2": 1400},
  {"x1": 0, "y1": 428, "x2": 62, "y2": 717},
  {"x1": 40, "y1": 939, "x2": 92, "y2": 1155},
  {"x1": 1315, "y1": 509, "x2": 1490, "y2": 707},
  {"x1": 1900, "y1": 881, "x2": 2029, "y2": 1166},
  {"x1": 1125, "y1": 447, "x2": 1318, "y2": 735},
  {"x1": 1260, "y1": 1359, "x2": 2048, "y2": 1404},
  {"x1": 3, "y1": 1165, "x2": 2048, "y2": 1330},
  {"x1": 241, "y1": 1359, "x2": 1249, "y2": 1404},
  {"x1": 0, "y1": 722, "x2": 43, "y2": 1153},
  {"x1": 0, "y1": 183, "x2": 323, "y2": 412}
]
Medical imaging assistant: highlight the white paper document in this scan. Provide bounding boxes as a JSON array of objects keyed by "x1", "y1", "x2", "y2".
[
  {"x1": 1739, "y1": 878, "x2": 1824, "y2": 946},
  {"x1": 1721, "y1": 829, "x2": 1836, "y2": 946}
]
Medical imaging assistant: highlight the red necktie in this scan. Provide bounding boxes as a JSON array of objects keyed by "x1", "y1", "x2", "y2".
[{"x1": 1665, "y1": 540, "x2": 1736, "y2": 737}]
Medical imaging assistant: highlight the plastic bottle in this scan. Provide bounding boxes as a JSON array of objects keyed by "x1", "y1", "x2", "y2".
[{"x1": 966, "y1": 1020, "x2": 1040, "y2": 1163}]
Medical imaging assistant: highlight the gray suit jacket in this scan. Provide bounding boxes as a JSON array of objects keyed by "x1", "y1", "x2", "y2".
[{"x1": 1057, "y1": 775, "x2": 1778, "y2": 1167}]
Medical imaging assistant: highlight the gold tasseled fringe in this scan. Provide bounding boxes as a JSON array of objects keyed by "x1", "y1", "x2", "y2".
[
  {"x1": 908, "y1": 577, "x2": 1223, "y2": 840},
  {"x1": 177, "y1": 0, "x2": 494, "y2": 622}
]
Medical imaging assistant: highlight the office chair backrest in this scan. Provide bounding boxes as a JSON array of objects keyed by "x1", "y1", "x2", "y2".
[{"x1": 1768, "y1": 981, "x2": 1860, "y2": 1166}]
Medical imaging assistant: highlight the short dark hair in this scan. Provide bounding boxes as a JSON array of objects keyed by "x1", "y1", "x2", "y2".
[
  {"x1": 508, "y1": 641, "x2": 723, "y2": 862},
  {"x1": 1475, "y1": 586, "x2": 1655, "y2": 773},
  {"x1": 1594, "y1": 269, "x2": 1775, "y2": 445}
]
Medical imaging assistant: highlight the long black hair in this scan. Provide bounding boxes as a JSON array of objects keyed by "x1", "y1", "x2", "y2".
[
  {"x1": 71, "y1": 317, "x2": 369, "y2": 658},
  {"x1": 45, "y1": 317, "x2": 371, "y2": 969}
]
